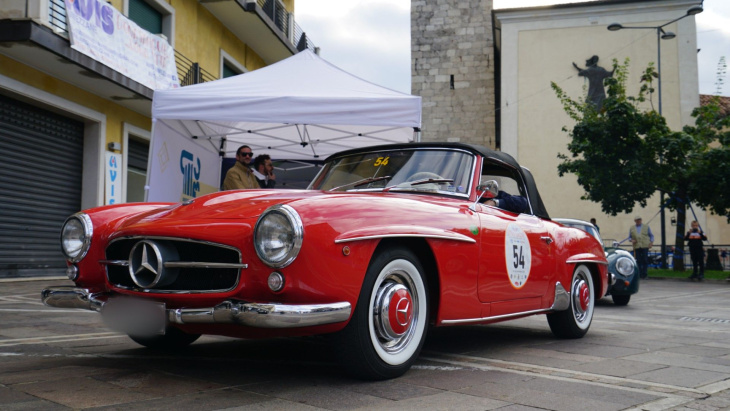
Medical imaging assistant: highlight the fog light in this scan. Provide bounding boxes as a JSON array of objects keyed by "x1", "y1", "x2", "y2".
[
  {"x1": 66, "y1": 265, "x2": 79, "y2": 281},
  {"x1": 268, "y1": 272, "x2": 285, "y2": 292}
]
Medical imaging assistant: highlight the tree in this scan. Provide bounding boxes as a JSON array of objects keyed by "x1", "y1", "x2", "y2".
[{"x1": 552, "y1": 58, "x2": 729, "y2": 271}]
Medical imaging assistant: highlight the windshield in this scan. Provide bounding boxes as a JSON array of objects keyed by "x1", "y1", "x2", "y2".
[{"x1": 308, "y1": 148, "x2": 475, "y2": 196}]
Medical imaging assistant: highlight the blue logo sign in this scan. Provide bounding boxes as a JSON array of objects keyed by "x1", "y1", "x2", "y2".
[
  {"x1": 66, "y1": 0, "x2": 114, "y2": 35},
  {"x1": 180, "y1": 150, "x2": 201, "y2": 198}
]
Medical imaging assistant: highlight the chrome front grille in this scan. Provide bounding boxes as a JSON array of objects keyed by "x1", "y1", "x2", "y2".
[{"x1": 104, "y1": 237, "x2": 245, "y2": 293}]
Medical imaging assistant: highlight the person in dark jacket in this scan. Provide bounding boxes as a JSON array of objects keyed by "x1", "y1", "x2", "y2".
[
  {"x1": 484, "y1": 191, "x2": 528, "y2": 214},
  {"x1": 252, "y1": 154, "x2": 276, "y2": 188},
  {"x1": 684, "y1": 220, "x2": 708, "y2": 281}
]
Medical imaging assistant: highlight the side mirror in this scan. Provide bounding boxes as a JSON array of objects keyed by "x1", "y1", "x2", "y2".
[
  {"x1": 478, "y1": 180, "x2": 499, "y2": 199},
  {"x1": 471, "y1": 179, "x2": 499, "y2": 211}
]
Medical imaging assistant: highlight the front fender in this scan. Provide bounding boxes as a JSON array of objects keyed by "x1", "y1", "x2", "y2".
[{"x1": 565, "y1": 253, "x2": 609, "y2": 298}]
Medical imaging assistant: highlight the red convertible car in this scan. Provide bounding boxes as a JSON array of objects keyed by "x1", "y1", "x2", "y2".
[{"x1": 43, "y1": 142, "x2": 608, "y2": 380}]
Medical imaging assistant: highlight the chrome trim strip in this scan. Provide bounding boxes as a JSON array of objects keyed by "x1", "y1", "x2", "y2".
[
  {"x1": 41, "y1": 287, "x2": 351, "y2": 329},
  {"x1": 101, "y1": 260, "x2": 129, "y2": 266},
  {"x1": 102, "y1": 261, "x2": 236, "y2": 273},
  {"x1": 335, "y1": 233, "x2": 476, "y2": 244},
  {"x1": 441, "y1": 282, "x2": 570, "y2": 324},
  {"x1": 164, "y1": 262, "x2": 249, "y2": 269},
  {"x1": 169, "y1": 301, "x2": 351, "y2": 328},
  {"x1": 108, "y1": 284, "x2": 237, "y2": 294},
  {"x1": 441, "y1": 308, "x2": 552, "y2": 325},
  {"x1": 567, "y1": 259, "x2": 609, "y2": 266}
]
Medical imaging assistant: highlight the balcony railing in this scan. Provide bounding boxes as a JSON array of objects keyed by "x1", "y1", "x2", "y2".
[
  {"x1": 257, "y1": 0, "x2": 316, "y2": 52},
  {"x1": 175, "y1": 51, "x2": 217, "y2": 86},
  {"x1": 49, "y1": 0, "x2": 67, "y2": 33}
]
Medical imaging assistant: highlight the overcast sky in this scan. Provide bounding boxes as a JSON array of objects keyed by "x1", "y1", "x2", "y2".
[{"x1": 296, "y1": 0, "x2": 729, "y2": 96}]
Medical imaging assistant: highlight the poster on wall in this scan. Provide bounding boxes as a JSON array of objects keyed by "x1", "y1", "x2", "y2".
[
  {"x1": 64, "y1": 0, "x2": 179, "y2": 90},
  {"x1": 105, "y1": 152, "x2": 122, "y2": 205},
  {"x1": 146, "y1": 120, "x2": 221, "y2": 203}
]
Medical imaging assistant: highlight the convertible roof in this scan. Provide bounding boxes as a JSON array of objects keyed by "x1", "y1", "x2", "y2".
[{"x1": 325, "y1": 142, "x2": 550, "y2": 220}]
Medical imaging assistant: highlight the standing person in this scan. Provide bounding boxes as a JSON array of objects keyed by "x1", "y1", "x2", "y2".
[
  {"x1": 629, "y1": 216, "x2": 654, "y2": 279},
  {"x1": 222, "y1": 145, "x2": 259, "y2": 190},
  {"x1": 590, "y1": 218, "x2": 600, "y2": 233},
  {"x1": 684, "y1": 220, "x2": 707, "y2": 281},
  {"x1": 252, "y1": 154, "x2": 276, "y2": 188}
]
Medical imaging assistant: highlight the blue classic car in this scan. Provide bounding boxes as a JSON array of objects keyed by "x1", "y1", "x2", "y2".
[{"x1": 554, "y1": 218, "x2": 639, "y2": 306}]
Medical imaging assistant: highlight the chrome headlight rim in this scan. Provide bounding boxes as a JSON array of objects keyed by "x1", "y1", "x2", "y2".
[
  {"x1": 254, "y1": 204, "x2": 303, "y2": 269},
  {"x1": 60, "y1": 212, "x2": 93, "y2": 263},
  {"x1": 615, "y1": 256, "x2": 635, "y2": 276}
]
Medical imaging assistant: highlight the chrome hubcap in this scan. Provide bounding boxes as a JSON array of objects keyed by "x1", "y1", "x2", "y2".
[
  {"x1": 373, "y1": 272, "x2": 418, "y2": 354},
  {"x1": 571, "y1": 275, "x2": 591, "y2": 323}
]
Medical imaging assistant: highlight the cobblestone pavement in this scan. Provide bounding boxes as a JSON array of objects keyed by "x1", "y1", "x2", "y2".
[{"x1": 0, "y1": 277, "x2": 729, "y2": 410}]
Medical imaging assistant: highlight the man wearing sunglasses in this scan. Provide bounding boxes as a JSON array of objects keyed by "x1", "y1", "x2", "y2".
[{"x1": 223, "y1": 145, "x2": 260, "y2": 190}]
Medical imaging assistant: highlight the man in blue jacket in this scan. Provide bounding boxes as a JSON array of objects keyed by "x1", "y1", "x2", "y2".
[{"x1": 484, "y1": 191, "x2": 528, "y2": 214}]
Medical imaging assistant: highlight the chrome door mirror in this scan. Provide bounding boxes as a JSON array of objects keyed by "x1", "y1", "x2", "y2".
[
  {"x1": 471, "y1": 179, "x2": 499, "y2": 211},
  {"x1": 478, "y1": 179, "x2": 499, "y2": 199}
]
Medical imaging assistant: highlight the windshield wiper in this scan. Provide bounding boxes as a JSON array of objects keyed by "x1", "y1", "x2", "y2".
[
  {"x1": 328, "y1": 176, "x2": 392, "y2": 192},
  {"x1": 383, "y1": 178, "x2": 455, "y2": 192},
  {"x1": 409, "y1": 178, "x2": 454, "y2": 186}
]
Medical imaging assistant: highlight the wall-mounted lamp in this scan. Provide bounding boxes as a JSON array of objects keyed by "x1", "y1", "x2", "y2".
[{"x1": 108, "y1": 142, "x2": 121, "y2": 151}]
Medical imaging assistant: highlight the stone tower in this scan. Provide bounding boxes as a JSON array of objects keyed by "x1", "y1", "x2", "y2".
[{"x1": 411, "y1": 0, "x2": 496, "y2": 147}]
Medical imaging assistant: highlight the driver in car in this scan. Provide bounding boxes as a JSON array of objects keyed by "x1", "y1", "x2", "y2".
[{"x1": 483, "y1": 191, "x2": 528, "y2": 214}]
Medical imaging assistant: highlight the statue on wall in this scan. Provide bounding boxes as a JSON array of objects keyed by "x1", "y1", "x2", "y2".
[{"x1": 572, "y1": 55, "x2": 614, "y2": 110}]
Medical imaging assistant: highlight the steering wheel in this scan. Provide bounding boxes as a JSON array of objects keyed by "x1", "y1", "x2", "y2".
[{"x1": 406, "y1": 172, "x2": 443, "y2": 182}]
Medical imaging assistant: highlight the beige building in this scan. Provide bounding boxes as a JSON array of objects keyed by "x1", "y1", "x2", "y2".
[
  {"x1": 493, "y1": 0, "x2": 729, "y2": 253},
  {"x1": 412, "y1": 0, "x2": 727, "y2": 259},
  {"x1": 0, "y1": 0, "x2": 314, "y2": 278}
]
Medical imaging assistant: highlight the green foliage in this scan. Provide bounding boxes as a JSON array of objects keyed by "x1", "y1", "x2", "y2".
[
  {"x1": 552, "y1": 58, "x2": 730, "y2": 223},
  {"x1": 684, "y1": 96, "x2": 730, "y2": 220},
  {"x1": 551, "y1": 59, "x2": 666, "y2": 215}
]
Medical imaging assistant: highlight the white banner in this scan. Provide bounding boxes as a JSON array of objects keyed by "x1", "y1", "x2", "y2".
[
  {"x1": 105, "y1": 152, "x2": 122, "y2": 205},
  {"x1": 146, "y1": 120, "x2": 221, "y2": 203},
  {"x1": 64, "y1": 0, "x2": 179, "y2": 90}
]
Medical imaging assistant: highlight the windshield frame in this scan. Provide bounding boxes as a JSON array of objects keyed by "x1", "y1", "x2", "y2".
[{"x1": 308, "y1": 147, "x2": 477, "y2": 199}]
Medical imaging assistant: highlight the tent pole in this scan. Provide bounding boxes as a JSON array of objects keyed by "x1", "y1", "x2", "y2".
[{"x1": 413, "y1": 127, "x2": 421, "y2": 142}]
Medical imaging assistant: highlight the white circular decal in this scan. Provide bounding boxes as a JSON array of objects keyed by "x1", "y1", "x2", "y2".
[{"x1": 504, "y1": 223, "x2": 532, "y2": 289}]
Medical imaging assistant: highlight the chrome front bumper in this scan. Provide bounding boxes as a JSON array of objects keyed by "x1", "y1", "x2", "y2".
[{"x1": 41, "y1": 287, "x2": 351, "y2": 329}]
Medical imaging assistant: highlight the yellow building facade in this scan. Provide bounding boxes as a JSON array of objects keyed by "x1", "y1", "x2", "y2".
[{"x1": 0, "y1": 0, "x2": 311, "y2": 277}]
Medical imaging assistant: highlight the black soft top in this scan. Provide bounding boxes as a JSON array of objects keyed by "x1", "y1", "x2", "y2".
[{"x1": 325, "y1": 142, "x2": 551, "y2": 220}]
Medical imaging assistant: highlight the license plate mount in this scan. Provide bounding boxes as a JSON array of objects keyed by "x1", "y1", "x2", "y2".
[{"x1": 101, "y1": 297, "x2": 166, "y2": 336}]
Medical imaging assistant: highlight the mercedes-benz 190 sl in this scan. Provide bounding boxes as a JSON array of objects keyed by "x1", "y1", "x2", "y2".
[{"x1": 43, "y1": 142, "x2": 608, "y2": 380}]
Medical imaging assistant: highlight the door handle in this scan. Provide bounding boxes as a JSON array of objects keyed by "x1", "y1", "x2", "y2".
[{"x1": 540, "y1": 236, "x2": 553, "y2": 245}]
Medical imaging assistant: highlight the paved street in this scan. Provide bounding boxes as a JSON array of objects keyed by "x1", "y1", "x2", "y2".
[{"x1": 1, "y1": 277, "x2": 729, "y2": 410}]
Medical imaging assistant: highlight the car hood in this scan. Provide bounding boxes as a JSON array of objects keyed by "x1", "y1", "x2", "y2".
[
  {"x1": 128, "y1": 190, "x2": 321, "y2": 224},
  {"x1": 114, "y1": 188, "x2": 469, "y2": 234}
]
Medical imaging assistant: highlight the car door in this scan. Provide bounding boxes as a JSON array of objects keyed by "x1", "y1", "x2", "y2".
[{"x1": 476, "y1": 167, "x2": 553, "y2": 314}]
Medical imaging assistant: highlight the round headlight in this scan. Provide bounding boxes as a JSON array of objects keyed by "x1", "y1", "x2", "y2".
[
  {"x1": 615, "y1": 256, "x2": 635, "y2": 276},
  {"x1": 60, "y1": 213, "x2": 93, "y2": 263},
  {"x1": 254, "y1": 204, "x2": 303, "y2": 268}
]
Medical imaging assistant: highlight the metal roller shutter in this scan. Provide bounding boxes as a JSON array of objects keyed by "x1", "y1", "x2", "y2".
[
  {"x1": 127, "y1": 138, "x2": 149, "y2": 171},
  {"x1": 0, "y1": 94, "x2": 84, "y2": 278}
]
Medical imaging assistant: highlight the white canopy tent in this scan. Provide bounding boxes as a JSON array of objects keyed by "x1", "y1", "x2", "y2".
[{"x1": 146, "y1": 49, "x2": 421, "y2": 202}]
